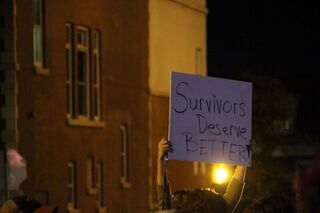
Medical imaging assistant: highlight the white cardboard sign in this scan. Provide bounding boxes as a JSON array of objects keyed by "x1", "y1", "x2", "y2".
[{"x1": 168, "y1": 72, "x2": 252, "y2": 166}]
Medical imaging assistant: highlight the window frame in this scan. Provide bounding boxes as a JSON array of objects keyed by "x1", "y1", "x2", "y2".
[
  {"x1": 67, "y1": 162, "x2": 77, "y2": 211},
  {"x1": 193, "y1": 161, "x2": 207, "y2": 175},
  {"x1": 92, "y1": 30, "x2": 101, "y2": 121},
  {"x1": 193, "y1": 161, "x2": 199, "y2": 175},
  {"x1": 86, "y1": 156, "x2": 97, "y2": 195},
  {"x1": 75, "y1": 26, "x2": 90, "y2": 119},
  {"x1": 33, "y1": 0, "x2": 49, "y2": 75},
  {"x1": 65, "y1": 24, "x2": 105, "y2": 128},
  {"x1": 120, "y1": 124, "x2": 131, "y2": 189},
  {"x1": 96, "y1": 161, "x2": 106, "y2": 212},
  {"x1": 66, "y1": 23, "x2": 73, "y2": 118}
]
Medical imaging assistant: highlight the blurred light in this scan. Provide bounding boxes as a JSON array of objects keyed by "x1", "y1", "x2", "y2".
[{"x1": 211, "y1": 164, "x2": 231, "y2": 184}]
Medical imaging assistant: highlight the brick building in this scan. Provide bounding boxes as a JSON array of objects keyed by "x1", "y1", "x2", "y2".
[{"x1": 0, "y1": 0, "x2": 208, "y2": 212}]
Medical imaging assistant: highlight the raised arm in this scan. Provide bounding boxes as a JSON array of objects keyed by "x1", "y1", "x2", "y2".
[
  {"x1": 157, "y1": 138, "x2": 170, "y2": 186},
  {"x1": 223, "y1": 165, "x2": 247, "y2": 212},
  {"x1": 233, "y1": 165, "x2": 247, "y2": 182},
  {"x1": 156, "y1": 138, "x2": 172, "y2": 209}
]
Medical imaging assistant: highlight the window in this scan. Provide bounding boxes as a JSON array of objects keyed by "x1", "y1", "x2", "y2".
[
  {"x1": 33, "y1": 0, "x2": 48, "y2": 74},
  {"x1": 120, "y1": 124, "x2": 131, "y2": 188},
  {"x1": 193, "y1": 162, "x2": 199, "y2": 175},
  {"x1": 200, "y1": 162, "x2": 207, "y2": 175},
  {"x1": 96, "y1": 162, "x2": 106, "y2": 212},
  {"x1": 193, "y1": 162, "x2": 206, "y2": 175},
  {"x1": 67, "y1": 162, "x2": 77, "y2": 210},
  {"x1": 86, "y1": 156, "x2": 97, "y2": 195},
  {"x1": 65, "y1": 24, "x2": 104, "y2": 127}
]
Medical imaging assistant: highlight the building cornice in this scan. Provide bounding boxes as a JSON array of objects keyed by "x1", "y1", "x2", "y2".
[{"x1": 169, "y1": 0, "x2": 208, "y2": 14}]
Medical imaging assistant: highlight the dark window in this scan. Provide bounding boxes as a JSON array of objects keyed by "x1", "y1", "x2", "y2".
[
  {"x1": 33, "y1": 0, "x2": 44, "y2": 66},
  {"x1": 0, "y1": 95, "x2": 5, "y2": 107},
  {"x1": 0, "y1": 16, "x2": 4, "y2": 28},
  {"x1": 0, "y1": 118, "x2": 6, "y2": 130},
  {"x1": 67, "y1": 161, "x2": 77, "y2": 209},
  {"x1": 0, "y1": 40, "x2": 5, "y2": 52}
]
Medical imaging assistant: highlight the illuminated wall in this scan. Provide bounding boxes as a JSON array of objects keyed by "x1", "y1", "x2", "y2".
[
  {"x1": 148, "y1": 0, "x2": 208, "y2": 208},
  {"x1": 149, "y1": 0, "x2": 208, "y2": 96}
]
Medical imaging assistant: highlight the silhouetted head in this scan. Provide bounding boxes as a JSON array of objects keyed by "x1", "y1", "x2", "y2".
[
  {"x1": 171, "y1": 189, "x2": 191, "y2": 209},
  {"x1": 181, "y1": 188, "x2": 227, "y2": 213},
  {"x1": 243, "y1": 195, "x2": 294, "y2": 213}
]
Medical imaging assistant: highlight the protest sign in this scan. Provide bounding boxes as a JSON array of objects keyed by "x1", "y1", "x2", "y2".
[{"x1": 168, "y1": 72, "x2": 252, "y2": 166}]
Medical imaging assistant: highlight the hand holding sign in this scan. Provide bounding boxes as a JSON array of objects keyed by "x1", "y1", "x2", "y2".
[
  {"x1": 168, "y1": 72, "x2": 252, "y2": 166},
  {"x1": 158, "y1": 138, "x2": 172, "y2": 161}
]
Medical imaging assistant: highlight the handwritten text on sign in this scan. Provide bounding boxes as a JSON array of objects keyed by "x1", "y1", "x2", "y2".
[{"x1": 168, "y1": 72, "x2": 252, "y2": 166}]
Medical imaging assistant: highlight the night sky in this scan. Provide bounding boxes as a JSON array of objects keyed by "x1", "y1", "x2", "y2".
[{"x1": 207, "y1": 0, "x2": 320, "y2": 133}]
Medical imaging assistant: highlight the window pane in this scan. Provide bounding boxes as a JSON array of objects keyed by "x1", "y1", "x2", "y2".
[
  {"x1": 33, "y1": 0, "x2": 43, "y2": 65},
  {"x1": 86, "y1": 156, "x2": 94, "y2": 188},
  {"x1": 78, "y1": 85, "x2": 87, "y2": 115},
  {"x1": 68, "y1": 186, "x2": 72, "y2": 204},
  {"x1": 33, "y1": 0, "x2": 41, "y2": 25},
  {"x1": 77, "y1": 29, "x2": 87, "y2": 46},
  {"x1": 76, "y1": 27, "x2": 89, "y2": 118},
  {"x1": 33, "y1": 26, "x2": 43, "y2": 63},
  {"x1": 66, "y1": 49, "x2": 70, "y2": 80},
  {"x1": 77, "y1": 52, "x2": 87, "y2": 82},
  {"x1": 93, "y1": 55, "x2": 97, "y2": 84},
  {"x1": 77, "y1": 32, "x2": 82, "y2": 45}
]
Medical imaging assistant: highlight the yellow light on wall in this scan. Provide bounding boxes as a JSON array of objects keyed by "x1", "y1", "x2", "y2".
[{"x1": 211, "y1": 164, "x2": 231, "y2": 184}]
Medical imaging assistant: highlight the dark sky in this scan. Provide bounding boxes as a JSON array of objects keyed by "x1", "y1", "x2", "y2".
[{"x1": 206, "y1": 0, "x2": 320, "y2": 132}]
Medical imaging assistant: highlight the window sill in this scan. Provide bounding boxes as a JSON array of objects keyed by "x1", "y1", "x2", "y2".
[
  {"x1": 120, "y1": 177, "x2": 131, "y2": 189},
  {"x1": 67, "y1": 117, "x2": 105, "y2": 128},
  {"x1": 67, "y1": 205, "x2": 80, "y2": 213},
  {"x1": 34, "y1": 65, "x2": 50, "y2": 76},
  {"x1": 86, "y1": 187, "x2": 97, "y2": 196},
  {"x1": 97, "y1": 207, "x2": 107, "y2": 213}
]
